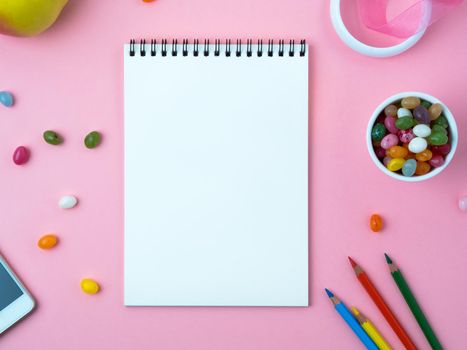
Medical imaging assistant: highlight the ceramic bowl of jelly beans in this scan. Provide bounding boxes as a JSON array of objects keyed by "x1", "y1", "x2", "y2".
[{"x1": 367, "y1": 92, "x2": 458, "y2": 182}]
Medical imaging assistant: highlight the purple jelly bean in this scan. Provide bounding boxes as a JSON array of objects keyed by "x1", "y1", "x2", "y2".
[
  {"x1": 374, "y1": 147, "x2": 386, "y2": 158},
  {"x1": 413, "y1": 105, "x2": 430, "y2": 124},
  {"x1": 383, "y1": 157, "x2": 391, "y2": 166},
  {"x1": 398, "y1": 129, "x2": 415, "y2": 143},
  {"x1": 380, "y1": 134, "x2": 399, "y2": 149},
  {"x1": 384, "y1": 116, "x2": 398, "y2": 134}
]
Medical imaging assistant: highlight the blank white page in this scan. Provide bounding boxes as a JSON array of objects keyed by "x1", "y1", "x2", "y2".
[{"x1": 124, "y1": 41, "x2": 308, "y2": 306}]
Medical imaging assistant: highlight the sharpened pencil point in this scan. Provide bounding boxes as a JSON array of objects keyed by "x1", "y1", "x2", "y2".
[
  {"x1": 348, "y1": 256, "x2": 357, "y2": 268},
  {"x1": 384, "y1": 253, "x2": 393, "y2": 264},
  {"x1": 324, "y1": 288, "x2": 334, "y2": 298}
]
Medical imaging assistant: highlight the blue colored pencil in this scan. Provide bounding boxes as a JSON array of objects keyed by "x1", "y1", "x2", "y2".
[{"x1": 325, "y1": 289, "x2": 379, "y2": 350}]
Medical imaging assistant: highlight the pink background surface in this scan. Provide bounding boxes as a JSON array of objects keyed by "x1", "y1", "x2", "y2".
[{"x1": 1, "y1": 0, "x2": 466, "y2": 349}]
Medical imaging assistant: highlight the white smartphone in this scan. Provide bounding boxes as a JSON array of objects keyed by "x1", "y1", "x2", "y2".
[{"x1": 0, "y1": 254, "x2": 35, "y2": 334}]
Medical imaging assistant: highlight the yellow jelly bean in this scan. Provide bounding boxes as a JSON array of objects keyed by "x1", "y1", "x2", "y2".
[
  {"x1": 38, "y1": 234, "x2": 58, "y2": 249},
  {"x1": 81, "y1": 279, "x2": 100, "y2": 294},
  {"x1": 387, "y1": 158, "x2": 405, "y2": 172}
]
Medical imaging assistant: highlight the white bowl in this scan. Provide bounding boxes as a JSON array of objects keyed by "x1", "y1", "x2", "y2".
[{"x1": 367, "y1": 92, "x2": 458, "y2": 182}]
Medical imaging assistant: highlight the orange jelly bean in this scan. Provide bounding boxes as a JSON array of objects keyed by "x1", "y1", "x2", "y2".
[
  {"x1": 386, "y1": 146, "x2": 408, "y2": 159},
  {"x1": 415, "y1": 161, "x2": 431, "y2": 175},
  {"x1": 370, "y1": 214, "x2": 383, "y2": 232},
  {"x1": 415, "y1": 149, "x2": 432, "y2": 162},
  {"x1": 38, "y1": 234, "x2": 58, "y2": 249}
]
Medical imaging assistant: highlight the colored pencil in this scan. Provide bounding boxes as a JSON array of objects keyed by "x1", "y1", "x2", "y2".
[
  {"x1": 352, "y1": 306, "x2": 392, "y2": 350},
  {"x1": 325, "y1": 288, "x2": 379, "y2": 350},
  {"x1": 348, "y1": 257, "x2": 417, "y2": 350},
  {"x1": 385, "y1": 254, "x2": 443, "y2": 350}
]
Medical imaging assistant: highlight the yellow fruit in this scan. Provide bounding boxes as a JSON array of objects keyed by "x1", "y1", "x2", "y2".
[{"x1": 0, "y1": 0, "x2": 68, "y2": 37}]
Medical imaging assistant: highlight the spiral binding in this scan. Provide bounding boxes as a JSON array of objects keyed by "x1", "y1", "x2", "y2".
[{"x1": 129, "y1": 39, "x2": 306, "y2": 57}]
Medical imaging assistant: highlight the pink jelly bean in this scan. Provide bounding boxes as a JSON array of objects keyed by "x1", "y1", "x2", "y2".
[
  {"x1": 13, "y1": 146, "x2": 30, "y2": 165},
  {"x1": 384, "y1": 116, "x2": 398, "y2": 134},
  {"x1": 380, "y1": 134, "x2": 398, "y2": 149},
  {"x1": 397, "y1": 129, "x2": 415, "y2": 143},
  {"x1": 429, "y1": 154, "x2": 445, "y2": 168},
  {"x1": 431, "y1": 144, "x2": 451, "y2": 156},
  {"x1": 374, "y1": 147, "x2": 386, "y2": 158}
]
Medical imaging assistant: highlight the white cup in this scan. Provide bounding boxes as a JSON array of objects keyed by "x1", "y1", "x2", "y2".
[{"x1": 367, "y1": 92, "x2": 458, "y2": 182}]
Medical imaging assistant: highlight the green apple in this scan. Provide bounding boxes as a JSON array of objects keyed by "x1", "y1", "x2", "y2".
[{"x1": 0, "y1": 0, "x2": 68, "y2": 37}]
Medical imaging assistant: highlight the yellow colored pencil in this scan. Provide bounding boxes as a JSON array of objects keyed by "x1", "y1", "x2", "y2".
[{"x1": 352, "y1": 307, "x2": 392, "y2": 350}]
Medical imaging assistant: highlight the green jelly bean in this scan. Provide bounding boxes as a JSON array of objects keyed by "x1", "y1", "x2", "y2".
[
  {"x1": 395, "y1": 116, "x2": 415, "y2": 130},
  {"x1": 84, "y1": 131, "x2": 102, "y2": 149},
  {"x1": 371, "y1": 123, "x2": 386, "y2": 142},
  {"x1": 43, "y1": 130, "x2": 63, "y2": 145},
  {"x1": 432, "y1": 125, "x2": 447, "y2": 135},
  {"x1": 432, "y1": 114, "x2": 448, "y2": 129},
  {"x1": 420, "y1": 100, "x2": 432, "y2": 109},
  {"x1": 428, "y1": 131, "x2": 448, "y2": 145}
]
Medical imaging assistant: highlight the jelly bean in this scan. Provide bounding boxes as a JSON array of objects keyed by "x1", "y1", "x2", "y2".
[
  {"x1": 371, "y1": 123, "x2": 386, "y2": 142},
  {"x1": 428, "y1": 103, "x2": 443, "y2": 120},
  {"x1": 431, "y1": 125, "x2": 447, "y2": 135},
  {"x1": 397, "y1": 108, "x2": 412, "y2": 118},
  {"x1": 402, "y1": 159, "x2": 417, "y2": 177},
  {"x1": 81, "y1": 279, "x2": 100, "y2": 294},
  {"x1": 380, "y1": 134, "x2": 399, "y2": 149},
  {"x1": 43, "y1": 130, "x2": 63, "y2": 145},
  {"x1": 0, "y1": 91, "x2": 14, "y2": 107},
  {"x1": 431, "y1": 143, "x2": 451, "y2": 156},
  {"x1": 386, "y1": 146, "x2": 408, "y2": 159},
  {"x1": 384, "y1": 116, "x2": 398, "y2": 134},
  {"x1": 406, "y1": 152, "x2": 416, "y2": 160},
  {"x1": 397, "y1": 129, "x2": 415, "y2": 143},
  {"x1": 13, "y1": 146, "x2": 30, "y2": 165},
  {"x1": 412, "y1": 124, "x2": 431, "y2": 138},
  {"x1": 387, "y1": 158, "x2": 405, "y2": 172},
  {"x1": 374, "y1": 147, "x2": 386, "y2": 159},
  {"x1": 429, "y1": 154, "x2": 445, "y2": 168},
  {"x1": 370, "y1": 214, "x2": 383, "y2": 232},
  {"x1": 432, "y1": 114, "x2": 448, "y2": 128},
  {"x1": 384, "y1": 104, "x2": 397, "y2": 117},
  {"x1": 84, "y1": 131, "x2": 102, "y2": 149},
  {"x1": 408, "y1": 137, "x2": 427, "y2": 153},
  {"x1": 383, "y1": 157, "x2": 391, "y2": 166},
  {"x1": 428, "y1": 132, "x2": 448, "y2": 145},
  {"x1": 459, "y1": 197, "x2": 467, "y2": 212},
  {"x1": 420, "y1": 100, "x2": 432, "y2": 109},
  {"x1": 413, "y1": 105, "x2": 430, "y2": 124},
  {"x1": 415, "y1": 149, "x2": 432, "y2": 162},
  {"x1": 401, "y1": 96, "x2": 420, "y2": 109},
  {"x1": 38, "y1": 234, "x2": 58, "y2": 249},
  {"x1": 395, "y1": 116, "x2": 415, "y2": 130},
  {"x1": 59, "y1": 195, "x2": 78, "y2": 209},
  {"x1": 415, "y1": 161, "x2": 431, "y2": 175}
]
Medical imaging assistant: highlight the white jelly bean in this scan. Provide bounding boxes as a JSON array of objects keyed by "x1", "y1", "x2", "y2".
[
  {"x1": 59, "y1": 195, "x2": 78, "y2": 209},
  {"x1": 413, "y1": 124, "x2": 431, "y2": 138},
  {"x1": 397, "y1": 108, "x2": 412, "y2": 118},
  {"x1": 408, "y1": 137, "x2": 428, "y2": 153}
]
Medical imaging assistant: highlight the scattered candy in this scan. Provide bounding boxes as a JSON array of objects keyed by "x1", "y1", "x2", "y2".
[
  {"x1": 459, "y1": 197, "x2": 467, "y2": 212},
  {"x1": 0, "y1": 91, "x2": 14, "y2": 107},
  {"x1": 81, "y1": 279, "x2": 100, "y2": 294},
  {"x1": 43, "y1": 130, "x2": 63, "y2": 145},
  {"x1": 13, "y1": 146, "x2": 30, "y2": 165},
  {"x1": 402, "y1": 159, "x2": 417, "y2": 177},
  {"x1": 59, "y1": 195, "x2": 78, "y2": 209},
  {"x1": 370, "y1": 214, "x2": 383, "y2": 232},
  {"x1": 84, "y1": 131, "x2": 102, "y2": 149},
  {"x1": 38, "y1": 234, "x2": 58, "y2": 249},
  {"x1": 372, "y1": 97, "x2": 452, "y2": 177}
]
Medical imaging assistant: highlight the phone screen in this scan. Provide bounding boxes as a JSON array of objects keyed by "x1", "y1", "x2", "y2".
[{"x1": 0, "y1": 262, "x2": 23, "y2": 311}]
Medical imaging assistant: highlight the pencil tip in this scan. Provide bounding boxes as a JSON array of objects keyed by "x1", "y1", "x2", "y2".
[
  {"x1": 384, "y1": 253, "x2": 392, "y2": 264},
  {"x1": 324, "y1": 288, "x2": 334, "y2": 298},
  {"x1": 348, "y1": 256, "x2": 357, "y2": 268}
]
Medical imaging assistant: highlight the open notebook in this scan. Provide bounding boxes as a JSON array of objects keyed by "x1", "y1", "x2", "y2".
[{"x1": 124, "y1": 39, "x2": 309, "y2": 306}]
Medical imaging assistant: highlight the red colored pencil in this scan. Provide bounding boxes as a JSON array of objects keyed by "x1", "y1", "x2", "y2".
[{"x1": 348, "y1": 257, "x2": 417, "y2": 350}]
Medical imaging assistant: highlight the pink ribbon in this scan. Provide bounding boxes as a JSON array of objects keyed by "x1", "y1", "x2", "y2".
[{"x1": 357, "y1": 0, "x2": 463, "y2": 38}]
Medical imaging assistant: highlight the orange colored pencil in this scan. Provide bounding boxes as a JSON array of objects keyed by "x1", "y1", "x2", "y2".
[{"x1": 348, "y1": 257, "x2": 417, "y2": 350}]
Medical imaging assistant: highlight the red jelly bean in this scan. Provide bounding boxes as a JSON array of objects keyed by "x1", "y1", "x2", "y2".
[
  {"x1": 374, "y1": 147, "x2": 386, "y2": 159},
  {"x1": 429, "y1": 154, "x2": 445, "y2": 168},
  {"x1": 431, "y1": 144, "x2": 451, "y2": 156},
  {"x1": 13, "y1": 146, "x2": 30, "y2": 165}
]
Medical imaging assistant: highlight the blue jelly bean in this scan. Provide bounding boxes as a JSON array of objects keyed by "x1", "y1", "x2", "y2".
[
  {"x1": 402, "y1": 159, "x2": 417, "y2": 177},
  {"x1": 0, "y1": 91, "x2": 14, "y2": 107}
]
